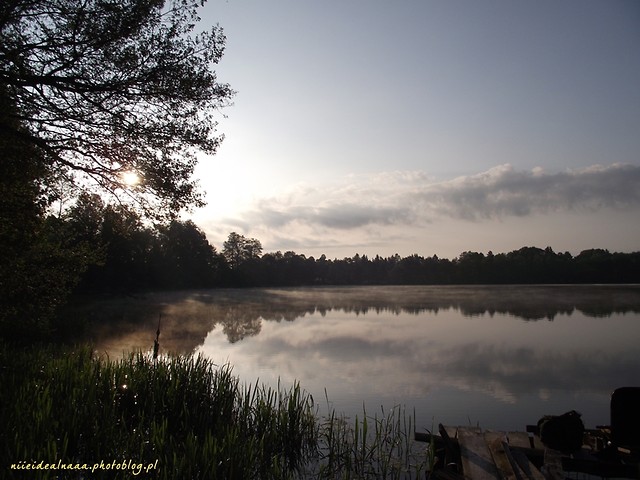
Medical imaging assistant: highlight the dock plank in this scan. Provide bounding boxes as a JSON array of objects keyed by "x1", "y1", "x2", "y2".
[
  {"x1": 505, "y1": 432, "x2": 546, "y2": 480},
  {"x1": 530, "y1": 435, "x2": 544, "y2": 450},
  {"x1": 444, "y1": 425, "x2": 459, "y2": 439},
  {"x1": 433, "y1": 426, "x2": 547, "y2": 480},
  {"x1": 510, "y1": 450, "x2": 545, "y2": 480},
  {"x1": 485, "y1": 432, "x2": 519, "y2": 480},
  {"x1": 458, "y1": 427, "x2": 500, "y2": 480},
  {"x1": 507, "y1": 432, "x2": 532, "y2": 449}
]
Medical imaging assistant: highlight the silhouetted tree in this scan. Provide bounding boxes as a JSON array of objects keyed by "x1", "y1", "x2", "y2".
[
  {"x1": 1, "y1": 0, "x2": 233, "y2": 217},
  {"x1": 157, "y1": 220, "x2": 223, "y2": 288},
  {"x1": 574, "y1": 249, "x2": 613, "y2": 283},
  {"x1": 63, "y1": 197, "x2": 153, "y2": 293},
  {"x1": 99, "y1": 205, "x2": 150, "y2": 290},
  {"x1": 222, "y1": 232, "x2": 263, "y2": 269},
  {"x1": 64, "y1": 193, "x2": 107, "y2": 247},
  {"x1": 1, "y1": 0, "x2": 235, "y2": 335},
  {"x1": 455, "y1": 251, "x2": 485, "y2": 283},
  {"x1": 0, "y1": 94, "x2": 95, "y2": 336}
]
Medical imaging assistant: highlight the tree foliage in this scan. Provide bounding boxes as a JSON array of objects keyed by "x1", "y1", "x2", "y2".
[
  {"x1": 212, "y1": 245, "x2": 639, "y2": 288},
  {"x1": 0, "y1": 98, "x2": 96, "y2": 336},
  {"x1": 61, "y1": 196, "x2": 226, "y2": 294},
  {"x1": 5, "y1": 186, "x2": 639, "y2": 337},
  {"x1": 0, "y1": 0, "x2": 233, "y2": 336},
  {"x1": 157, "y1": 220, "x2": 223, "y2": 288},
  {"x1": 222, "y1": 232, "x2": 263, "y2": 270},
  {"x1": 0, "y1": 0, "x2": 233, "y2": 216}
]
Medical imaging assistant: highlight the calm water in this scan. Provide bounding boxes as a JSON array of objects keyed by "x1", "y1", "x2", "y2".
[{"x1": 83, "y1": 285, "x2": 640, "y2": 432}]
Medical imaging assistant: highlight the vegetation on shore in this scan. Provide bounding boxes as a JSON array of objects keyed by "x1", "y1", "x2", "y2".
[
  {"x1": 0, "y1": 342, "x2": 429, "y2": 479},
  {"x1": 312, "y1": 401, "x2": 430, "y2": 479},
  {"x1": 16, "y1": 195, "x2": 640, "y2": 297},
  {"x1": 4, "y1": 186, "x2": 639, "y2": 339}
]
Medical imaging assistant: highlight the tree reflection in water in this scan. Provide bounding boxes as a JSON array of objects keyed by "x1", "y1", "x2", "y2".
[{"x1": 75, "y1": 285, "x2": 640, "y2": 430}]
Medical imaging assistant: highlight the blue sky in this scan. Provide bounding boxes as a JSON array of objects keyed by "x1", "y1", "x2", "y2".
[{"x1": 189, "y1": 0, "x2": 640, "y2": 259}]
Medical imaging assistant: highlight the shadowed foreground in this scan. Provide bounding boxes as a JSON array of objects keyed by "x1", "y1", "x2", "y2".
[
  {"x1": 0, "y1": 343, "x2": 316, "y2": 479},
  {"x1": 0, "y1": 342, "x2": 429, "y2": 479}
]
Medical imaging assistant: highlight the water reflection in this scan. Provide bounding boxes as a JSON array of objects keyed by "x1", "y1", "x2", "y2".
[{"x1": 82, "y1": 285, "x2": 640, "y2": 430}]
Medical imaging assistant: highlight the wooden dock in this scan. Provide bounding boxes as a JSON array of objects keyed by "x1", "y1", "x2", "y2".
[
  {"x1": 416, "y1": 424, "x2": 639, "y2": 480},
  {"x1": 425, "y1": 425, "x2": 545, "y2": 480}
]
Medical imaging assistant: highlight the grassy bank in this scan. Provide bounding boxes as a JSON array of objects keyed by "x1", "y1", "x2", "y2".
[{"x1": 0, "y1": 342, "x2": 429, "y2": 479}]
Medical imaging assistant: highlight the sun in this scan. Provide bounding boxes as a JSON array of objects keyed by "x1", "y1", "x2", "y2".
[{"x1": 121, "y1": 170, "x2": 140, "y2": 187}]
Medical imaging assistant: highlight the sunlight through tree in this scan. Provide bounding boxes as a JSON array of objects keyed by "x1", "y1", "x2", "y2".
[{"x1": 0, "y1": 0, "x2": 234, "y2": 218}]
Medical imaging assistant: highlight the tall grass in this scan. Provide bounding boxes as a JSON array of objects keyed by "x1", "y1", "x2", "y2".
[
  {"x1": 0, "y1": 342, "x2": 316, "y2": 479},
  {"x1": 307, "y1": 397, "x2": 430, "y2": 480},
  {"x1": 0, "y1": 342, "x2": 428, "y2": 479}
]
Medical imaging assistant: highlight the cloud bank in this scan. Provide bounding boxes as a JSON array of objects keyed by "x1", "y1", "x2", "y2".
[{"x1": 232, "y1": 163, "x2": 640, "y2": 231}]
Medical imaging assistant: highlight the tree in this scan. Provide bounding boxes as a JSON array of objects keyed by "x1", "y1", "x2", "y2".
[
  {"x1": 0, "y1": 0, "x2": 234, "y2": 217},
  {"x1": 0, "y1": 91, "x2": 94, "y2": 336},
  {"x1": 222, "y1": 232, "x2": 262, "y2": 269},
  {"x1": 157, "y1": 220, "x2": 222, "y2": 288},
  {"x1": 64, "y1": 192, "x2": 107, "y2": 246}
]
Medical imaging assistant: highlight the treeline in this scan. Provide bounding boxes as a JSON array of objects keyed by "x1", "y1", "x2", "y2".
[
  {"x1": 54, "y1": 195, "x2": 639, "y2": 293},
  {"x1": 3, "y1": 192, "x2": 639, "y2": 337},
  {"x1": 226, "y1": 247, "x2": 640, "y2": 287}
]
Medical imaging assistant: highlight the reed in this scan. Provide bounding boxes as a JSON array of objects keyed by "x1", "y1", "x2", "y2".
[
  {"x1": 1, "y1": 342, "x2": 428, "y2": 479},
  {"x1": 0, "y1": 342, "x2": 316, "y2": 479},
  {"x1": 306, "y1": 394, "x2": 430, "y2": 479}
]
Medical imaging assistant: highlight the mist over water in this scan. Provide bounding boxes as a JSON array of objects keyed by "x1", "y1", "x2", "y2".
[{"x1": 82, "y1": 285, "x2": 640, "y2": 431}]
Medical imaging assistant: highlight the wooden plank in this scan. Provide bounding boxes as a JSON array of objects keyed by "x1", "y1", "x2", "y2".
[
  {"x1": 505, "y1": 433, "x2": 545, "y2": 480},
  {"x1": 460, "y1": 425, "x2": 482, "y2": 434},
  {"x1": 525, "y1": 426, "x2": 545, "y2": 450},
  {"x1": 530, "y1": 434, "x2": 544, "y2": 450},
  {"x1": 510, "y1": 449, "x2": 545, "y2": 480},
  {"x1": 444, "y1": 425, "x2": 459, "y2": 439},
  {"x1": 506, "y1": 432, "x2": 532, "y2": 449},
  {"x1": 458, "y1": 427, "x2": 500, "y2": 480},
  {"x1": 484, "y1": 432, "x2": 519, "y2": 480}
]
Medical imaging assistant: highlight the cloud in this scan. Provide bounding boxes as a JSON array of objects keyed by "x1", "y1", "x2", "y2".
[
  {"x1": 230, "y1": 163, "x2": 640, "y2": 231},
  {"x1": 433, "y1": 163, "x2": 640, "y2": 219},
  {"x1": 308, "y1": 203, "x2": 415, "y2": 229}
]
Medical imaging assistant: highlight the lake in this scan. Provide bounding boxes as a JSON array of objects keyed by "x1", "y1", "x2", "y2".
[{"x1": 82, "y1": 284, "x2": 640, "y2": 433}]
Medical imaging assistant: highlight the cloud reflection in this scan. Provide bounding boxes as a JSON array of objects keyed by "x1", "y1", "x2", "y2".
[{"x1": 82, "y1": 285, "x2": 640, "y2": 425}]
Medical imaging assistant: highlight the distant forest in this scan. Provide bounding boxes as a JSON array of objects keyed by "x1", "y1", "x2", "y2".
[
  {"x1": 3, "y1": 192, "x2": 640, "y2": 338},
  {"x1": 58, "y1": 196, "x2": 638, "y2": 294}
]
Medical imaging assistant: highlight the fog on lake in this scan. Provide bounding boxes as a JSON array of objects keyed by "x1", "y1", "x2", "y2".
[{"x1": 80, "y1": 285, "x2": 640, "y2": 431}]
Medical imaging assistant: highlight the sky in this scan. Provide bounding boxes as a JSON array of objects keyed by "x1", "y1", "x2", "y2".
[{"x1": 188, "y1": 0, "x2": 640, "y2": 260}]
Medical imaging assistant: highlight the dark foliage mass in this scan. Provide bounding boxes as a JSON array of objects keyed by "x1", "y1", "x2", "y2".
[
  {"x1": 62, "y1": 202, "x2": 639, "y2": 293},
  {"x1": 2, "y1": 190, "x2": 639, "y2": 338},
  {"x1": 203, "y1": 244, "x2": 640, "y2": 287},
  {"x1": 0, "y1": 0, "x2": 231, "y2": 336},
  {"x1": 1, "y1": 0, "x2": 233, "y2": 215}
]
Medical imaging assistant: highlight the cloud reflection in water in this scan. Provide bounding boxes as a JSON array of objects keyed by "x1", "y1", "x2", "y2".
[{"x1": 84, "y1": 285, "x2": 640, "y2": 429}]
